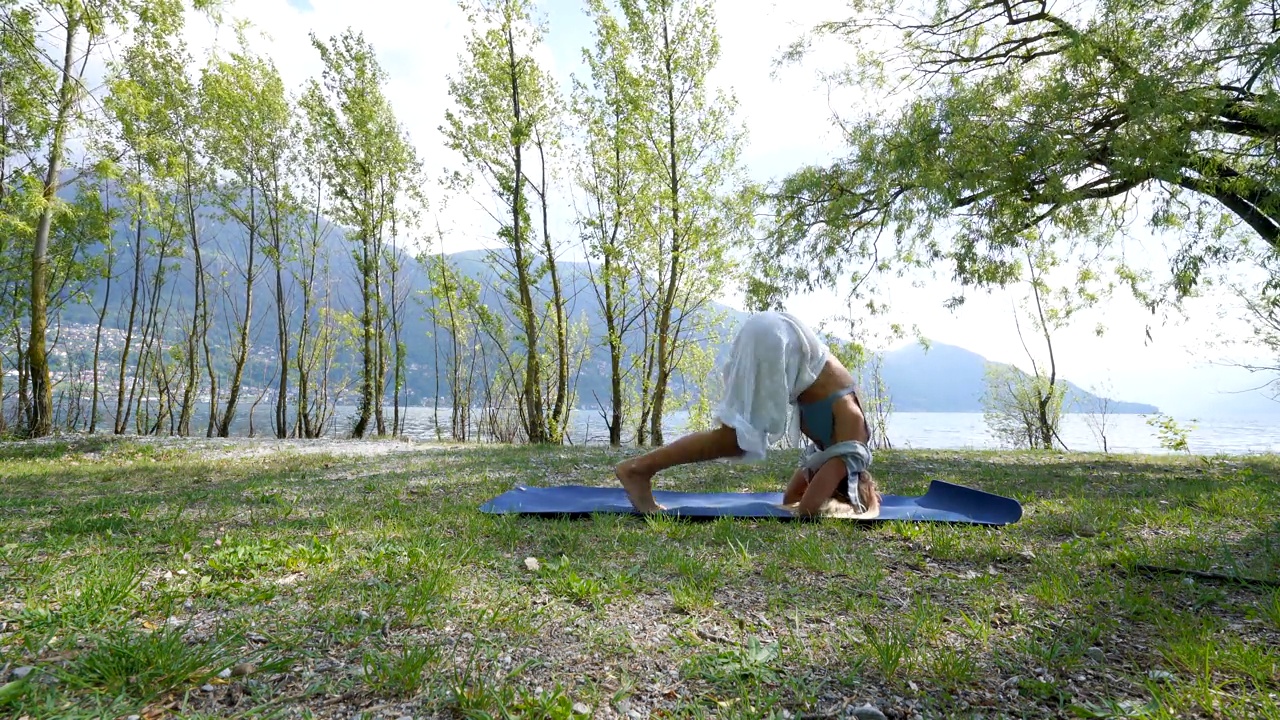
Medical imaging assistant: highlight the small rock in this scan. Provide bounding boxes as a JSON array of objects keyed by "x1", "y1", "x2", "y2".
[
  {"x1": 616, "y1": 700, "x2": 631, "y2": 713},
  {"x1": 628, "y1": 711, "x2": 642, "y2": 720},
  {"x1": 1148, "y1": 670, "x2": 1174, "y2": 682},
  {"x1": 11, "y1": 666, "x2": 34, "y2": 680},
  {"x1": 201, "y1": 683, "x2": 216, "y2": 692},
  {"x1": 1182, "y1": 577, "x2": 1195, "y2": 586},
  {"x1": 397, "y1": 716, "x2": 413, "y2": 720},
  {"x1": 850, "y1": 706, "x2": 888, "y2": 720},
  {"x1": 231, "y1": 662, "x2": 256, "y2": 677},
  {"x1": 572, "y1": 702, "x2": 591, "y2": 715},
  {"x1": 1085, "y1": 647, "x2": 1106, "y2": 663},
  {"x1": 356, "y1": 610, "x2": 371, "y2": 621},
  {"x1": 524, "y1": 557, "x2": 540, "y2": 572},
  {"x1": 177, "y1": 569, "x2": 188, "y2": 576},
  {"x1": 218, "y1": 668, "x2": 232, "y2": 679},
  {"x1": 127, "y1": 716, "x2": 141, "y2": 720}
]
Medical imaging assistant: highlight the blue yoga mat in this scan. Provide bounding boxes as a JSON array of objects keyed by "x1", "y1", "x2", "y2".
[{"x1": 479, "y1": 480, "x2": 1022, "y2": 525}]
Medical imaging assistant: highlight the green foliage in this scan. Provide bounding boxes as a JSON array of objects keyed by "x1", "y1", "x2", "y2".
[
  {"x1": 754, "y1": 0, "x2": 1280, "y2": 313},
  {"x1": 983, "y1": 363, "x2": 1065, "y2": 450},
  {"x1": 59, "y1": 626, "x2": 235, "y2": 703},
  {"x1": 443, "y1": 0, "x2": 565, "y2": 444},
  {"x1": 1145, "y1": 414, "x2": 1196, "y2": 453},
  {"x1": 361, "y1": 645, "x2": 439, "y2": 698},
  {"x1": 682, "y1": 638, "x2": 781, "y2": 686},
  {"x1": 301, "y1": 28, "x2": 419, "y2": 438}
]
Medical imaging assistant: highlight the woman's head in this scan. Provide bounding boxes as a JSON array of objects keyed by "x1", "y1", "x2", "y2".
[{"x1": 830, "y1": 470, "x2": 882, "y2": 516}]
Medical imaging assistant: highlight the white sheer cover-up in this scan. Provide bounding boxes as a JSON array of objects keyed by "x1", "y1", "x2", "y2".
[{"x1": 713, "y1": 311, "x2": 829, "y2": 461}]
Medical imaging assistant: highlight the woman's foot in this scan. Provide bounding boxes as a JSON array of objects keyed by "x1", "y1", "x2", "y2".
[{"x1": 615, "y1": 459, "x2": 665, "y2": 513}]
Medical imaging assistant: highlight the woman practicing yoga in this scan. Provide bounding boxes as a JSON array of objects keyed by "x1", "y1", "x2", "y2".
[{"x1": 615, "y1": 311, "x2": 880, "y2": 517}]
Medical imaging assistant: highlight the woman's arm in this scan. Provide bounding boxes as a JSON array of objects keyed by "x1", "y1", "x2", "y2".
[
  {"x1": 795, "y1": 458, "x2": 847, "y2": 516},
  {"x1": 783, "y1": 467, "x2": 810, "y2": 505}
]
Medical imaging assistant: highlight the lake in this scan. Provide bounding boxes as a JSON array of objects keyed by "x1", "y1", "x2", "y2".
[
  {"x1": 302, "y1": 406, "x2": 1279, "y2": 456},
  {"x1": 69, "y1": 399, "x2": 1278, "y2": 455}
]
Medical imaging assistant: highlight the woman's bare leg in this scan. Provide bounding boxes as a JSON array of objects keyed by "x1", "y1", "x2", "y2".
[{"x1": 615, "y1": 425, "x2": 744, "y2": 512}]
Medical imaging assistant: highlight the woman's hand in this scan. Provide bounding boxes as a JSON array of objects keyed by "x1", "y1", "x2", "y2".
[{"x1": 783, "y1": 467, "x2": 810, "y2": 505}]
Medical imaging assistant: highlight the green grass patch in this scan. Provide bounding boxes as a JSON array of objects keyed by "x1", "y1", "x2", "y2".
[{"x1": 0, "y1": 439, "x2": 1276, "y2": 718}]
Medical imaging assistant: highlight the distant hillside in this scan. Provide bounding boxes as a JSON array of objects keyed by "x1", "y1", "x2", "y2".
[
  {"x1": 878, "y1": 341, "x2": 1159, "y2": 414},
  {"x1": 53, "y1": 179, "x2": 1157, "y2": 416}
]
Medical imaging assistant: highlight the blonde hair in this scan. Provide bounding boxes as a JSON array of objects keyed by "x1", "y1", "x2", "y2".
[
  {"x1": 799, "y1": 470, "x2": 881, "y2": 519},
  {"x1": 837, "y1": 470, "x2": 881, "y2": 513}
]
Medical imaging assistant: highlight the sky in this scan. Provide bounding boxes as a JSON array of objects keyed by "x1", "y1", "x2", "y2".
[{"x1": 165, "y1": 0, "x2": 1278, "y2": 419}]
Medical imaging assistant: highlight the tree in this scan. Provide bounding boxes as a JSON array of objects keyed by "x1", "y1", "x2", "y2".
[
  {"x1": 302, "y1": 28, "x2": 418, "y2": 438},
  {"x1": 754, "y1": 0, "x2": 1280, "y2": 321},
  {"x1": 573, "y1": 0, "x2": 652, "y2": 446},
  {"x1": 201, "y1": 38, "x2": 295, "y2": 438},
  {"x1": 88, "y1": 181, "x2": 119, "y2": 434},
  {"x1": 619, "y1": 0, "x2": 748, "y2": 446},
  {"x1": 0, "y1": 3, "x2": 53, "y2": 432},
  {"x1": 982, "y1": 362, "x2": 1065, "y2": 450},
  {"x1": 981, "y1": 235, "x2": 1109, "y2": 449},
  {"x1": 100, "y1": 7, "x2": 223, "y2": 438},
  {"x1": 292, "y1": 108, "x2": 341, "y2": 439},
  {"x1": 1081, "y1": 381, "x2": 1115, "y2": 453},
  {"x1": 443, "y1": 0, "x2": 565, "y2": 444},
  {"x1": 14, "y1": 0, "x2": 217, "y2": 437}
]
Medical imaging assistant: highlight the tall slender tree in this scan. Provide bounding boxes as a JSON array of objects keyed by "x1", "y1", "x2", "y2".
[
  {"x1": 573, "y1": 0, "x2": 651, "y2": 446},
  {"x1": 620, "y1": 0, "x2": 747, "y2": 445},
  {"x1": 104, "y1": 24, "x2": 214, "y2": 437},
  {"x1": 302, "y1": 28, "x2": 417, "y2": 438},
  {"x1": 443, "y1": 0, "x2": 566, "y2": 443},
  {"x1": 201, "y1": 38, "x2": 295, "y2": 437},
  {"x1": 17, "y1": 0, "x2": 218, "y2": 437}
]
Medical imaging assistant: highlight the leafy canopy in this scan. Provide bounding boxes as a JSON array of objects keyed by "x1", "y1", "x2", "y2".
[{"x1": 751, "y1": 0, "x2": 1280, "y2": 312}]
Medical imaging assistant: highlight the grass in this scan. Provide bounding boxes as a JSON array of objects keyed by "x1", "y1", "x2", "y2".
[{"x1": 0, "y1": 437, "x2": 1277, "y2": 719}]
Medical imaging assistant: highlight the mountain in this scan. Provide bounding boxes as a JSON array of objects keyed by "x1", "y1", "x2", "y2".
[
  {"x1": 46, "y1": 179, "x2": 1157, "y2": 416},
  {"x1": 878, "y1": 341, "x2": 1159, "y2": 414}
]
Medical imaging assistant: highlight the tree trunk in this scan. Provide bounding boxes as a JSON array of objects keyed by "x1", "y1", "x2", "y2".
[
  {"x1": 636, "y1": 305, "x2": 655, "y2": 446},
  {"x1": 28, "y1": 11, "x2": 82, "y2": 438},
  {"x1": 89, "y1": 243, "x2": 114, "y2": 434},
  {"x1": 604, "y1": 252, "x2": 623, "y2": 446},
  {"x1": 115, "y1": 193, "x2": 145, "y2": 435},
  {"x1": 505, "y1": 22, "x2": 545, "y2": 444},
  {"x1": 179, "y1": 162, "x2": 205, "y2": 436},
  {"x1": 274, "y1": 226, "x2": 288, "y2": 439},
  {"x1": 297, "y1": 166, "x2": 324, "y2": 439},
  {"x1": 649, "y1": 12, "x2": 682, "y2": 448},
  {"x1": 374, "y1": 201, "x2": 387, "y2": 437},
  {"x1": 352, "y1": 214, "x2": 374, "y2": 437},
  {"x1": 430, "y1": 276, "x2": 442, "y2": 441},
  {"x1": 15, "y1": 330, "x2": 29, "y2": 432},
  {"x1": 217, "y1": 186, "x2": 257, "y2": 437},
  {"x1": 534, "y1": 134, "x2": 568, "y2": 444}
]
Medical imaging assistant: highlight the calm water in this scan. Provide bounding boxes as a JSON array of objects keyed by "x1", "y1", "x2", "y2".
[
  {"x1": 77, "y1": 398, "x2": 1278, "y2": 455},
  {"x1": 882, "y1": 412, "x2": 1280, "y2": 455},
  {"x1": 299, "y1": 406, "x2": 1279, "y2": 456}
]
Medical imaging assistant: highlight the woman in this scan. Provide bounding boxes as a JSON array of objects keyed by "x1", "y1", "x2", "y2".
[{"x1": 615, "y1": 311, "x2": 881, "y2": 517}]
